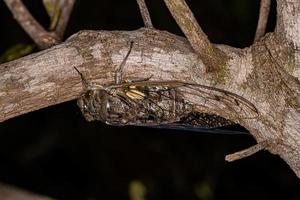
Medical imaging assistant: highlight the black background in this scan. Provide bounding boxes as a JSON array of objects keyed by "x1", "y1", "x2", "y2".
[{"x1": 0, "y1": 0, "x2": 299, "y2": 199}]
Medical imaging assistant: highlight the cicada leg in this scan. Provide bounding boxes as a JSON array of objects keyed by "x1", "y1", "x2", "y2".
[{"x1": 115, "y1": 41, "x2": 134, "y2": 84}]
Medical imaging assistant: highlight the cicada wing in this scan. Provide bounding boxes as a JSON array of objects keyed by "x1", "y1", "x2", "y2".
[
  {"x1": 176, "y1": 83, "x2": 259, "y2": 119},
  {"x1": 104, "y1": 80, "x2": 258, "y2": 128}
]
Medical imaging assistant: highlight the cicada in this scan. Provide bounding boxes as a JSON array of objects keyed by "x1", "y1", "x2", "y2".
[{"x1": 75, "y1": 42, "x2": 258, "y2": 132}]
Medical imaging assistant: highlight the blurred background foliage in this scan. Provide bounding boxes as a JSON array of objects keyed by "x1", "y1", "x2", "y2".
[{"x1": 0, "y1": 0, "x2": 299, "y2": 200}]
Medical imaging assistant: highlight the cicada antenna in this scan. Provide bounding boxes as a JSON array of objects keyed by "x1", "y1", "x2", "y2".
[{"x1": 115, "y1": 41, "x2": 134, "y2": 84}]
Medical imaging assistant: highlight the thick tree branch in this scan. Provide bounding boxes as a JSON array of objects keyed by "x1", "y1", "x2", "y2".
[
  {"x1": 136, "y1": 0, "x2": 153, "y2": 28},
  {"x1": 0, "y1": 29, "x2": 300, "y2": 178},
  {"x1": 0, "y1": 29, "x2": 211, "y2": 123},
  {"x1": 0, "y1": 29, "x2": 254, "y2": 125},
  {"x1": 4, "y1": 0, "x2": 60, "y2": 49},
  {"x1": 274, "y1": 0, "x2": 300, "y2": 79},
  {"x1": 276, "y1": 0, "x2": 300, "y2": 49},
  {"x1": 254, "y1": 0, "x2": 271, "y2": 42}
]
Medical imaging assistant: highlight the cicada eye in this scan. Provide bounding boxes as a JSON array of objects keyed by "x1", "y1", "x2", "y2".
[{"x1": 83, "y1": 104, "x2": 88, "y2": 110}]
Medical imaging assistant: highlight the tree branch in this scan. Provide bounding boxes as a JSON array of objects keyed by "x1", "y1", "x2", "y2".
[
  {"x1": 136, "y1": 0, "x2": 153, "y2": 28},
  {"x1": 0, "y1": 28, "x2": 300, "y2": 178},
  {"x1": 54, "y1": 0, "x2": 75, "y2": 38},
  {"x1": 163, "y1": 0, "x2": 227, "y2": 71},
  {"x1": 0, "y1": 29, "x2": 210, "y2": 123},
  {"x1": 276, "y1": 0, "x2": 300, "y2": 49},
  {"x1": 0, "y1": 29, "x2": 254, "y2": 124},
  {"x1": 4, "y1": 0, "x2": 60, "y2": 49},
  {"x1": 163, "y1": 0, "x2": 212, "y2": 56},
  {"x1": 225, "y1": 140, "x2": 270, "y2": 162},
  {"x1": 254, "y1": 0, "x2": 271, "y2": 42},
  {"x1": 4, "y1": 0, "x2": 75, "y2": 49}
]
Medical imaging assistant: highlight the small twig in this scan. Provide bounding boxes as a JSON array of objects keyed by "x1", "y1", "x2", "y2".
[
  {"x1": 225, "y1": 140, "x2": 271, "y2": 162},
  {"x1": 163, "y1": 0, "x2": 214, "y2": 57},
  {"x1": 4, "y1": 0, "x2": 75, "y2": 48},
  {"x1": 54, "y1": 0, "x2": 75, "y2": 38},
  {"x1": 136, "y1": 0, "x2": 153, "y2": 28},
  {"x1": 4, "y1": 0, "x2": 59, "y2": 49},
  {"x1": 254, "y1": 0, "x2": 271, "y2": 43}
]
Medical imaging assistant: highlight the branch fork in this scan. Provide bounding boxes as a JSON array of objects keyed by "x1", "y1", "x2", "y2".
[{"x1": 4, "y1": 0, "x2": 75, "y2": 49}]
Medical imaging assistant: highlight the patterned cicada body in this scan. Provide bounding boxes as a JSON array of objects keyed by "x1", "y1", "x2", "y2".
[
  {"x1": 76, "y1": 79, "x2": 258, "y2": 129},
  {"x1": 77, "y1": 81, "x2": 194, "y2": 126},
  {"x1": 75, "y1": 42, "x2": 258, "y2": 133}
]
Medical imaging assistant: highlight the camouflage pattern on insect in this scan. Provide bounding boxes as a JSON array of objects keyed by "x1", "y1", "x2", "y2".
[{"x1": 75, "y1": 42, "x2": 258, "y2": 131}]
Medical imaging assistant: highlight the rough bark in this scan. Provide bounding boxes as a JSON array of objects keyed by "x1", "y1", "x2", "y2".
[
  {"x1": 276, "y1": 0, "x2": 300, "y2": 78},
  {"x1": 0, "y1": 0, "x2": 299, "y2": 178}
]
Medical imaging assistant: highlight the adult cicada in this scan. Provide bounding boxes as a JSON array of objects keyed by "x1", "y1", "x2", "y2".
[{"x1": 75, "y1": 42, "x2": 258, "y2": 133}]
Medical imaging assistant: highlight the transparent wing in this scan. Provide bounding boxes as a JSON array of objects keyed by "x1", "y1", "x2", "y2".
[
  {"x1": 104, "y1": 81, "x2": 258, "y2": 130},
  {"x1": 169, "y1": 82, "x2": 259, "y2": 119},
  {"x1": 110, "y1": 80, "x2": 258, "y2": 119}
]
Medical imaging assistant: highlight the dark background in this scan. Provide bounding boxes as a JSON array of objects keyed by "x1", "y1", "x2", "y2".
[{"x1": 0, "y1": 0, "x2": 299, "y2": 199}]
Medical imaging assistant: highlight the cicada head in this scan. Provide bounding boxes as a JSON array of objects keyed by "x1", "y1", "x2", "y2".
[
  {"x1": 77, "y1": 89, "x2": 108, "y2": 122},
  {"x1": 77, "y1": 88, "x2": 134, "y2": 125}
]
